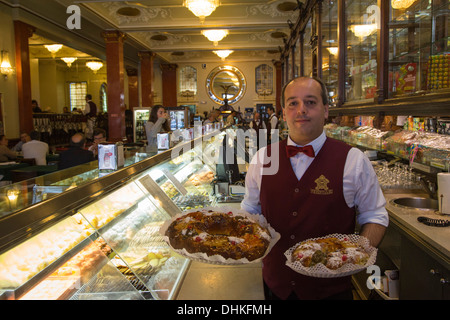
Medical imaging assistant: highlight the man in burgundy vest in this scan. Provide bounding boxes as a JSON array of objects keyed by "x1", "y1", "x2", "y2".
[
  {"x1": 250, "y1": 112, "x2": 267, "y2": 150},
  {"x1": 241, "y1": 77, "x2": 388, "y2": 300}
]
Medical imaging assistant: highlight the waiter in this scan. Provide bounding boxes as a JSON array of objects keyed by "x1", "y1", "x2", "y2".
[
  {"x1": 241, "y1": 76, "x2": 388, "y2": 300},
  {"x1": 83, "y1": 94, "x2": 97, "y2": 140}
]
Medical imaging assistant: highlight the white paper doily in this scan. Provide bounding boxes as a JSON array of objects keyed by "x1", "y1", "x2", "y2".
[
  {"x1": 160, "y1": 206, "x2": 280, "y2": 265},
  {"x1": 284, "y1": 233, "x2": 378, "y2": 278}
]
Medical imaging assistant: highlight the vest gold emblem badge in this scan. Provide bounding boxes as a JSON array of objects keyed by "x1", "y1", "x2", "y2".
[{"x1": 311, "y1": 174, "x2": 333, "y2": 195}]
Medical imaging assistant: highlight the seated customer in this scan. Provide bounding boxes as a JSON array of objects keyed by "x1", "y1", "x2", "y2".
[
  {"x1": 58, "y1": 133, "x2": 94, "y2": 170},
  {"x1": 0, "y1": 135, "x2": 18, "y2": 162},
  {"x1": 88, "y1": 128, "x2": 107, "y2": 159},
  {"x1": 11, "y1": 132, "x2": 31, "y2": 152},
  {"x1": 22, "y1": 131, "x2": 49, "y2": 165}
]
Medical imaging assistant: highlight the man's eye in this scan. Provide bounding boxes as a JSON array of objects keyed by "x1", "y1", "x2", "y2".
[{"x1": 305, "y1": 100, "x2": 316, "y2": 106}]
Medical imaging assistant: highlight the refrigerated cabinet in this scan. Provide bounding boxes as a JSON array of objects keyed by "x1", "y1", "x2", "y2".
[
  {"x1": 133, "y1": 108, "x2": 151, "y2": 142},
  {"x1": 0, "y1": 130, "x2": 226, "y2": 300}
]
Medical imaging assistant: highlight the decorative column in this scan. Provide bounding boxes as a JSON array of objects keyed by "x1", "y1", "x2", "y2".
[
  {"x1": 139, "y1": 51, "x2": 155, "y2": 107},
  {"x1": 14, "y1": 21, "x2": 35, "y2": 134},
  {"x1": 273, "y1": 60, "x2": 283, "y2": 112},
  {"x1": 160, "y1": 63, "x2": 178, "y2": 107},
  {"x1": 102, "y1": 30, "x2": 126, "y2": 142},
  {"x1": 299, "y1": 31, "x2": 304, "y2": 77},
  {"x1": 376, "y1": 0, "x2": 389, "y2": 104},
  {"x1": 337, "y1": 0, "x2": 346, "y2": 107},
  {"x1": 126, "y1": 67, "x2": 139, "y2": 111}
]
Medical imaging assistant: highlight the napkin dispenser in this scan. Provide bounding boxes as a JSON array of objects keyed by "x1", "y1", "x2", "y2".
[
  {"x1": 98, "y1": 142, "x2": 124, "y2": 170},
  {"x1": 157, "y1": 133, "x2": 170, "y2": 150},
  {"x1": 437, "y1": 173, "x2": 450, "y2": 215}
]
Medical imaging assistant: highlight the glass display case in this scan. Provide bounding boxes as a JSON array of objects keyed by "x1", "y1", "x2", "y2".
[
  {"x1": 0, "y1": 127, "x2": 228, "y2": 300},
  {"x1": 133, "y1": 108, "x2": 151, "y2": 142},
  {"x1": 388, "y1": 0, "x2": 449, "y2": 97}
]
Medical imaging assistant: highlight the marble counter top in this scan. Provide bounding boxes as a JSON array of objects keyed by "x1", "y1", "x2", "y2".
[{"x1": 384, "y1": 192, "x2": 450, "y2": 263}]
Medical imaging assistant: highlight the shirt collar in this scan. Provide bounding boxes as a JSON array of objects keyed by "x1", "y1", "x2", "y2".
[{"x1": 287, "y1": 130, "x2": 326, "y2": 156}]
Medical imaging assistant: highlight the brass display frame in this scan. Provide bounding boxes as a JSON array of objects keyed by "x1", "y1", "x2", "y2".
[{"x1": 205, "y1": 65, "x2": 246, "y2": 105}]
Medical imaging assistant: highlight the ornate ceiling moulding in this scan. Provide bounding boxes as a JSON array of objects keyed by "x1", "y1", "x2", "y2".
[
  {"x1": 151, "y1": 34, "x2": 168, "y2": 41},
  {"x1": 270, "y1": 31, "x2": 287, "y2": 39},
  {"x1": 116, "y1": 7, "x2": 141, "y2": 17},
  {"x1": 277, "y1": 2, "x2": 298, "y2": 12},
  {"x1": 102, "y1": 30, "x2": 126, "y2": 43},
  {"x1": 171, "y1": 52, "x2": 185, "y2": 56}
]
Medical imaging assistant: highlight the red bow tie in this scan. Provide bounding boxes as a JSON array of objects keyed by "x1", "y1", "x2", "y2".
[{"x1": 286, "y1": 145, "x2": 315, "y2": 158}]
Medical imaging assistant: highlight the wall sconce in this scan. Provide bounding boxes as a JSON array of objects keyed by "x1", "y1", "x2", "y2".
[
  {"x1": 86, "y1": 60, "x2": 103, "y2": 74},
  {"x1": 44, "y1": 44, "x2": 63, "y2": 58},
  {"x1": 61, "y1": 57, "x2": 77, "y2": 67},
  {"x1": 0, "y1": 50, "x2": 15, "y2": 80}
]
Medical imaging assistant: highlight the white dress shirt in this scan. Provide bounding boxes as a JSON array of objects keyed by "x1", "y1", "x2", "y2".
[
  {"x1": 241, "y1": 131, "x2": 389, "y2": 227},
  {"x1": 22, "y1": 140, "x2": 49, "y2": 165}
]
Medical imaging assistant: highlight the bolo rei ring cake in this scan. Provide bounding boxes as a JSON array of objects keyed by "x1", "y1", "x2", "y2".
[
  {"x1": 285, "y1": 234, "x2": 377, "y2": 278},
  {"x1": 163, "y1": 208, "x2": 277, "y2": 263}
]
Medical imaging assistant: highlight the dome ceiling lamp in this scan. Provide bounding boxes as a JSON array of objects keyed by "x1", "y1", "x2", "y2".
[
  {"x1": 61, "y1": 57, "x2": 77, "y2": 67},
  {"x1": 184, "y1": 0, "x2": 220, "y2": 23},
  {"x1": 391, "y1": 0, "x2": 417, "y2": 9},
  {"x1": 350, "y1": 24, "x2": 377, "y2": 39},
  {"x1": 44, "y1": 44, "x2": 63, "y2": 58},
  {"x1": 213, "y1": 50, "x2": 233, "y2": 61},
  {"x1": 201, "y1": 29, "x2": 228, "y2": 46},
  {"x1": 86, "y1": 60, "x2": 103, "y2": 74}
]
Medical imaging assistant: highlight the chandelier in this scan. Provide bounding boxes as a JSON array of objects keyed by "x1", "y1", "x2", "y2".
[
  {"x1": 391, "y1": 0, "x2": 417, "y2": 9},
  {"x1": 202, "y1": 30, "x2": 228, "y2": 46},
  {"x1": 213, "y1": 50, "x2": 233, "y2": 60},
  {"x1": 184, "y1": 0, "x2": 220, "y2": 23},
  {"x1": 86, "y1": 61, "x2": 103, "y2": 73},
  {"x1": 61, "y1": 57, "x2": 77, "y2": 67},
  {"x1": 327, "y1": 47, "x2": 338, "y2": 56},
  {"x1": 44, "y1": 44, "x2": 63, "y2": 58},
  {"x1": 351, "y1": 24, "x2": 377, "y2": 39}
]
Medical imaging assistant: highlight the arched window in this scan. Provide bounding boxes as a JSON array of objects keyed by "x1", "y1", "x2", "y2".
[
  {"x1": 100, "y1": 82, "x2": 107, "y2": 113},
  {"x1": 255, "y1": 64, "x2": 273, "y2": 96},
  {"x1": 179, "y1": 66, "x2": 197, "y2": 98}
]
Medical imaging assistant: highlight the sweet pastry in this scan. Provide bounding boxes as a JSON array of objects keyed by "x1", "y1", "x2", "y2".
[
  {"x1": 291, "y1": 236, "x2": 369, "y2": 270},
  {"x1": 165, "y1": 210, "x2": 271, "y2": 261}
]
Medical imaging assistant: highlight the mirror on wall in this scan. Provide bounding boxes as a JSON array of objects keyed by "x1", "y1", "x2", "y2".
[{"x1": 206, "y1": 65, "x2": 246, "y2": 105}]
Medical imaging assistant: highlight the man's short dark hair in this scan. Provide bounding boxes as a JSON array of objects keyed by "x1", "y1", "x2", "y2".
[
  {"x1": 281, "y1": 76, "x2": 329, "y2": 108},
  {"x1": 267, "y1": 106, "x2": 275, "y2": 112},
  {"x1": 86, "y1": 94, "x2": 92, "y2": 100},
  {"x1": 29, "y1": 130, "x2": 40, "y2": 140},
  {"x1": 93, "y1": 128, "x2": 106, "y2": 138}
]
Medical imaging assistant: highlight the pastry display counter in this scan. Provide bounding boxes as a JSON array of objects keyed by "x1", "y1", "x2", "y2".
[{"x1": 0, "y1": 128, "x2": 228, "y2": 300}]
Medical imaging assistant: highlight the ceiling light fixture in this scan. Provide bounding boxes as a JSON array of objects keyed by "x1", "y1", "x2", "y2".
[
  {"x1": 0, "y1": 50, "x2": 15, "y2": 80},
  {"x1": 327, "y1": 47, "x2": 338, "y2": 55},
  {"x1": 86, "y1": 61, "x2": 103, "y2": 74},
  {"x1": 202, "y1": 29, "x2": 228, "y2": 46},
  {"x1": 184, "y1": 0, "x2": 220, "y2": 23},
  {"x1": 61, "y1": 57, "x2": 77, "y2": 67},
  {"x1": 391, "y1": 0, "x2": 417, "y2": 9},
  {"x1": 213, "y1": 50, "x2": 233, "y2": 60},
  {"x1": 44, "y1": 44, "x2": 63, "y2": 58},
  {"x1": 350, "y1": 24, "x2": 377, "y2": 39}
]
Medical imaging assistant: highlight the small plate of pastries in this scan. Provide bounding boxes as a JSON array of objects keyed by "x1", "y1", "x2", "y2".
[
  {"x1": 285, "y1": 233, "x2": 377, "y2": 278},
  {"x1": 160, "y1": 206, "x2": 280, "y2": 265}
]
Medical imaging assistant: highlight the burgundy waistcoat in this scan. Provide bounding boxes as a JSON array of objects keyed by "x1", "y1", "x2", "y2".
[
  {"x1": 260, "y1": 137, "x2": 356, "y2": 299},
  {"x1": 87, "y1": 101, "x2": 97, "y2": 117}
]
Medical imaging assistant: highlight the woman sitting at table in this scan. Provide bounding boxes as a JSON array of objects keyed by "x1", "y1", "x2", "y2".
[{"x1": 0, "y1": 135, "x2": 17, "y2": 162}]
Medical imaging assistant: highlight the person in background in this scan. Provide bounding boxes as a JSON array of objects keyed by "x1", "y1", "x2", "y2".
[
  {"x1": 203, "y1": 109, "x2": 220, "y2": 125},
  {"x1": 11, "y1": 132, "x2": 31, "y2": 152},
  {"x1": 226, "y1": 110, "x2": 237, "y2": 126},
  {"x1": 249, "y1": 112, "x2": 267, "y2": 150},
  {"x1": 58, "y1": 133, "x2": 94, "y2": 170},
  {"x1": 88, "y1": 128, "x2": 107, "y2": 159},
  {"x1": 266, "y1": 106, "x2": 278, "y2": 131},
  {"x1": 22, "y1": 131, "x2": 49, "y2": 165},
  {"x1": 242, "y1": 76, "x2": 388, "y2": 300},
  {"x1": 145, "y1": 105, "x2": 170, "y2": 152},
  {"x1": 32, "y1": 100, "x2": 42, "y2": 113},
  {"x1": 0, "y1": 135, "x2": 18, "y2": 162},
  {"x1": 83, "y1": 94, "x2": 98, "y2": 140},
  {"x1": 63, "y1": 107, "x2": 70, "y2": 113}
]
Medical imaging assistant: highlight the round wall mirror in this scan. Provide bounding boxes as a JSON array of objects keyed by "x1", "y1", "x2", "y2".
[{"x1": 206, "y1": 65, "x2": 246, "y2": 105}]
